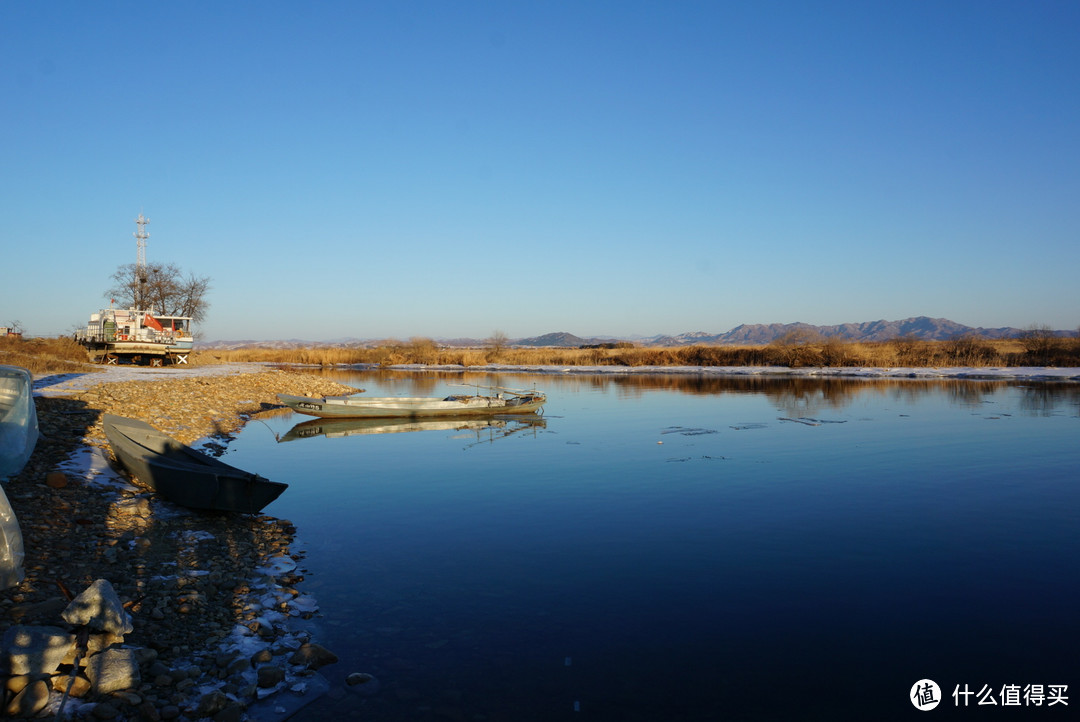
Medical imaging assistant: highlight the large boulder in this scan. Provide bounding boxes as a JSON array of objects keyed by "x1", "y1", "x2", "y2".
[
  {"x1": 2, "y1": 624, "x2": 75, "y2": 676},
  {"x1": 60, "y1": 579, "x2": 133, "y2": 636},
  {"x1": 288, "y1": 642, "x2": 338, "y2": 670},
  {"x1": 85, "y1": 647, "x2": 141, "y2": 694},
  {"x1": 5, "y1": 678, "x2": 50, "y2": 717}
]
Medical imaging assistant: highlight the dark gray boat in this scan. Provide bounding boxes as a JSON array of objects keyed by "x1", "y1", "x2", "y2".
[{"x1": 103, "y1": 414, "x2": 286, "y2": 513}]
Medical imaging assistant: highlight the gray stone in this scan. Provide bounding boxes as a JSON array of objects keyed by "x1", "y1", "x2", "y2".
[
  {"x1": 134, "y1": 647, "x2": 158, "y2": 665},
  {"x1": 213, "y1": 705, "x2": 244, "y2": 722},
  {"x1": 91, "y1": 701, "x2": 120, "y2": 719},
  {"x1": 226, "y1": 656, "x2": 249, "y2": 676},
  {"x1": 2, "y1": 624, "x2": 75, "y2": 675},
  {"x1": 4, "y1": 678, "x2": 50, "y2": 717},
  {"x1": 85, "y1": 647, "x2": 141, "y2": 694},
  {"x1": 288, "y1": 642, "x2": 338, "y2": 670},
  {"x1": 61, "y1": 579, "x2": 134, "y2": 636},
  {"x1": 51, "y1": 670, "x2": 92, "y2": 698},
  {"x1": 257, "y1": 664, "x2": 286, "y2": 688},
  {"x1": 346, "y1": 672, "x2": 380, "y2": 696},
  {"x1": 5, "y1": 673, "x2": 32, "y2": 694},
  {"x1": 86, "y1": 631, "x2": 125, "y2": 655},
  {"x1": 137, "y1": 701, "x2": 162, "y2": 721},
  {"x1": 193, "y1": 689, "x2": 230, "y2": 717}
]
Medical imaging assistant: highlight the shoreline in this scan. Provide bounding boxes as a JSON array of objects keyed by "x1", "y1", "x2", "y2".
[
  {"x1": 3, "y1": 365, "x2": 361, "y2": 720},
  {"x1": 369, "y1": 361, "x2": 1080, "y2": 381},
  {"x1": 4, "y1": 361, "x2": 1077, "y2": 718}
]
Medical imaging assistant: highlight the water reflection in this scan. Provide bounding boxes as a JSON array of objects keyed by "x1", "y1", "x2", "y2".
[
  {"x1": 280, "y1": 414, "x2": 547, "y2": 444},
  {"x1": 276, "y1": 366, "x2": 1080, "y2": 417},
  {"x1": 242, "y1": 368, "x2": 1080, "y2": 722}
]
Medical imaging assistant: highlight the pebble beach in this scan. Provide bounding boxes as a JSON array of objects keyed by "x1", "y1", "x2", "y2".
[{"x1": 2, "y1": 364, "x2": 364, "y2": 720}]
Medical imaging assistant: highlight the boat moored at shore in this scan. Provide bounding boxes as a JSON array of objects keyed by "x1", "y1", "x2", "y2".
[
  {"x1": 103, "y1": 414, "x2": 287, "y2": 513},
  {"x1": 277, "y1": 386, "x2": 546, "y2": 419}
]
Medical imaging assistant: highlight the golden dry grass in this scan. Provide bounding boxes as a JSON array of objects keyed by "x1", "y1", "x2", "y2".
[
  {"x1": 7, "y1": 333, "x2": 1076, "y2": 375},
  {"x1": 0, "y1": 335, "x2": 96, "y2": 375},
  {"x1": 201, "y1": 335, "x2": 1079, "y2": 369}
]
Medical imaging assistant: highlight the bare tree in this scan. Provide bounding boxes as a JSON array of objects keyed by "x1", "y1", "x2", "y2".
[
  {"x1": 107, "y1": 262, "x2": 212, "y2": 322},
  {"x1": 1019, "y1": 324, "x2": 1064, "y2": 365},
  {"x1": 487, "y1": 330, "x2": 509, "y2": 357}
]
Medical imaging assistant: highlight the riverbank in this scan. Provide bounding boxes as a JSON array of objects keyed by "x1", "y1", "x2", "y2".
[
  {"x1": 4, "y1": 361, "x2": 1077, "y2": 719},
  {"x1": 2, "y1": 365, "x2": 361, "y2": 720},
  {"x1": 372, "y1": 361, "x2": 1080, "y2": 381}
]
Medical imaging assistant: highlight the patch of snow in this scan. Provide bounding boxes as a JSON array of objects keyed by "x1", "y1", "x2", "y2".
[
  {"x1": 257, "y1": 555, "x2": 298, "y2": 576},
  {"x1": 32, "y1": 362, "x2": 275, "y2": 397},
  {"x1": 392, "y1": 363, "x2": 1080, "y2": 381}
]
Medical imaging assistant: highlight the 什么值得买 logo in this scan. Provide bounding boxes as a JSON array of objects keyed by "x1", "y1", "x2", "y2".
[
  {"x1": 911, "y1": 679, "x2": 941, "y2": 711},
  {"x1": 911, "y1": 679, "x2": 1069, "y2": 710}
]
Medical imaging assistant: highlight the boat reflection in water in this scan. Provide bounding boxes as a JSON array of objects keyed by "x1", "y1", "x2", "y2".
[{"x1": 279, "y1": 414, "x2": 547, "y2": 444}]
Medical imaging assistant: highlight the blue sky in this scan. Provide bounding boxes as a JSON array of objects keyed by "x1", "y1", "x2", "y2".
[{"x1": 2, "y1": 1, "x2": 1078, "y2": 341}]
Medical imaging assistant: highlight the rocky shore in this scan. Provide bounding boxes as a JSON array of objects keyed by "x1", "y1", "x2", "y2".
[{"x1": 1, "y1": 365, "x2": 366, "y2": 720}]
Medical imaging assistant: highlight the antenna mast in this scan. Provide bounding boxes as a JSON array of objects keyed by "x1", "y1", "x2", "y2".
[{"x1": 134, "y1": 213, "x2": 150, "y2": 270}]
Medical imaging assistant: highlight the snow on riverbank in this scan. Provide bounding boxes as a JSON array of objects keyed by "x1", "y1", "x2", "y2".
[
  {"x1": 381, "y1": 363, "x2": 1080, "y2": 381},
  {"x1": 32, "y1": 361, "x2": 1080, "y2": 400},
  {"x1": 32, "y1": 362, "x2": 273, "y2": 397}
]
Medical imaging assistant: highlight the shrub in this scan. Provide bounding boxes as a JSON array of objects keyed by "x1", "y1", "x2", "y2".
[
  {"x1": 944, "y1": 335, "x2": 1000, "y2": 366},
  {"x1": 1018, "y1": 325, "x2": 1067, "y2": 366}
]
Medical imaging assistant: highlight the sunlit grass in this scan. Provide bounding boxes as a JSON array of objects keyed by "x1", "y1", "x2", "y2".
[
  {"x1": 199, "y1": 335, "x2": 1077, "y2": 369},
  {"x1": 6, "y1": 332, "x2": 1076, "y2": 375},
  {"x1": 0, "y1": 335, "x2": 97, "y2": 375}
]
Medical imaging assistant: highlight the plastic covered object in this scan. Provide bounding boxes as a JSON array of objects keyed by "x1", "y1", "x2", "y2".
[
  {"x1": 0, "y1": 483, "x2": 25, "y2": 589},
  {"x1": 0, "y1": 365, "x2": 39, "y2": 480},
  {"x1": 0, "y1": 365, "x2": 33, "y2": 589}
]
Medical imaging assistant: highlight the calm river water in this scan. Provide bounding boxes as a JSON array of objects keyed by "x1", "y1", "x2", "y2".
[{"x1": 222, "y1": 369, "x2": 1078, "y2": 721}]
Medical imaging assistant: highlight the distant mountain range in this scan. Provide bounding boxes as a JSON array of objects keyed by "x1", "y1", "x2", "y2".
[
  {"x1": 514, "y1": 317, "x2": 1041, "y2": 347},
  {"x1": 203, "y1": 317, "x2": 1067, "y2": 349}
]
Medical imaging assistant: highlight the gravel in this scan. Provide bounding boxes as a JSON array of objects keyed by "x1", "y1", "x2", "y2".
[{"x1": 1, "y1": 364, "x2": 360, "y2": 719}]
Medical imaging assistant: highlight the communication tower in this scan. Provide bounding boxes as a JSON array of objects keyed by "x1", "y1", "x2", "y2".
[{"x1": 134, "y1": 213, "x2": 150, "y2": 286}]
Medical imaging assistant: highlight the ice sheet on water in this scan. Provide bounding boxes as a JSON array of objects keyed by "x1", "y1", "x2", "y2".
[
  {"x1": 257, "y1": 555, "x2": 298, "y2": 576},
  {"x1": 660, "y1": 426, "x2": 719, "y2": 436},
  {"x1": 177, "y1": 530, "x2": 216, "y2": 544},
  {"x1": 244, "y1": 673, "x2": 331, "y2": 722},
  {"x1": 291, "y1": 595, "x2": 319, "y2": 614}
]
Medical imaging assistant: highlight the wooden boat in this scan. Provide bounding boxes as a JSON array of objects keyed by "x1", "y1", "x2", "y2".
[
  {"x1": 276, "y1": 387, "x2": 546, "y2": 419},
  {"x1": 0, "y1": 365, "x2": 39, "y2": 480},
  {"x1": 280, "y1": 414, "x2": 547, "y2": 442},
  {"x1": 102, "y1": 414, "x2": 287, "y2": 513}
]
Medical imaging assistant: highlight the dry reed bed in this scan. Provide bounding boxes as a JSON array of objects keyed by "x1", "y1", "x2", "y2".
[
  {"x1": 201, "y1": 335, "x2": 1079, "y2": 369},
  {"x1": 6, "y1": 333, "x2": 1078, "y2": 375}
]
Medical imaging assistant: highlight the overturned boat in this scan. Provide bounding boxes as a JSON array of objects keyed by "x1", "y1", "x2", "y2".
[
  {"x1": 103, "y1": 414, "x2": 287, "y2": 513},
  {"x1": 277, "y1": 386, "x2": 546, "y2": 419}
]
